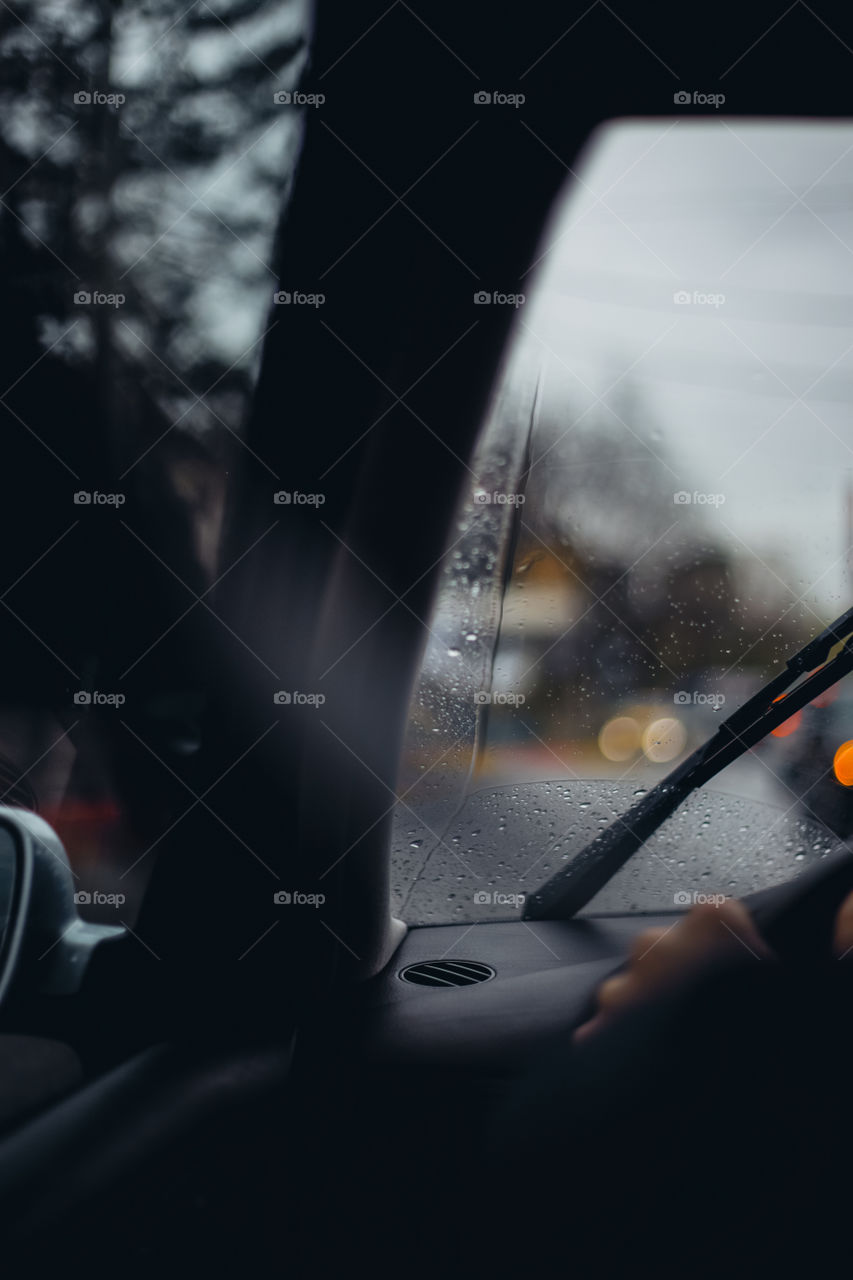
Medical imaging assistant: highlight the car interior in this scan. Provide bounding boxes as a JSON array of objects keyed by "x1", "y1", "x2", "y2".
[{"x1": 1, "y1": 1, "x2": 853, "y2": 1275}]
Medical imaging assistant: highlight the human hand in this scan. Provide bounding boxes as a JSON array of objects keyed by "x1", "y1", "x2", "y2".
[{"x1": 575, "y1": 898, "x2": 770, "y2": 1043}]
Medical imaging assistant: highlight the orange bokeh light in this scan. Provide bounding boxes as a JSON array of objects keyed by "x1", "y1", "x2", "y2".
[
  {"x1": 834, "y1": 741, "x2": 853, "y2": 787},
  {"x1": 771, "y1": 709, "x2": 802, "y2": 739}
]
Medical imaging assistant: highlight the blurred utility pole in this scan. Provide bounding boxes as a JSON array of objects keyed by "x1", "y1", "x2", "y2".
[{"x1": 846, "y1": 472, "x2": 853, "y2": 596}]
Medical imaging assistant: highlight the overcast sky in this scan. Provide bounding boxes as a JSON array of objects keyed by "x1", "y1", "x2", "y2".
[{"x1": 515, "y1": 118, "x2": 853, "y2": 615}]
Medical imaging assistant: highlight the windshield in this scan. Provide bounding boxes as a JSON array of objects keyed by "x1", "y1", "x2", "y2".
[{"x1": 394, "y1": 117, "x2": 853, "y2": 923}]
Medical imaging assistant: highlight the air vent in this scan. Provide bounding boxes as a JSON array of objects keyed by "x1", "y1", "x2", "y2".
[{"x1": 399, "y1": 960, "x2": 495, "y2": 988}]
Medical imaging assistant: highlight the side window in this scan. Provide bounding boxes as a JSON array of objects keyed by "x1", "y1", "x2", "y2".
[{"x1": 0, "y1": 1, "x2": 307, "y2": 922}]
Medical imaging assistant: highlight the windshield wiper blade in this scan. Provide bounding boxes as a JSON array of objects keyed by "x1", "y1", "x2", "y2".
[{"x1": 523, "y1": 603, "x2": 853, "y2": 921}]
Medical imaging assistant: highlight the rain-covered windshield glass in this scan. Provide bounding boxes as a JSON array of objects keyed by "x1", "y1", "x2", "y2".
[{"x1": 394, "y1": 117, "x2": 853, "y2": 924}]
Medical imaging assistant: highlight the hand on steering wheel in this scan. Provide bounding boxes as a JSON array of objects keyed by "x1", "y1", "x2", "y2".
[
  {"x1": 576, "y1": 850, "x2": 853, "y2": 1043},
  {"x1": 575, "y1": 898, "x2": 770, "y2": 1042}
]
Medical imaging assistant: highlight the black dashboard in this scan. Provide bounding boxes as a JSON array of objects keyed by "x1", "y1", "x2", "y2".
[{"x1": 353, "y1": 914, "x2": 675, "y2": 1070}]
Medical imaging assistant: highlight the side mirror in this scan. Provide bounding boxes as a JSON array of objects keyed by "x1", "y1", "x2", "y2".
[{"x1": 0, "y1": 807, "x2": 124, "y2": 1006}]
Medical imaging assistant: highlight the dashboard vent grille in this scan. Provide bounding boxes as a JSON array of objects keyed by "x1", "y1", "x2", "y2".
[{"x1": 399, "y1": 960, "x2": 495, "y2": 988}]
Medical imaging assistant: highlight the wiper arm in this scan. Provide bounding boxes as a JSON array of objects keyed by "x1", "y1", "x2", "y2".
[{"x1": 523, "y1": 603, "x2": 853, "y2": 921}]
